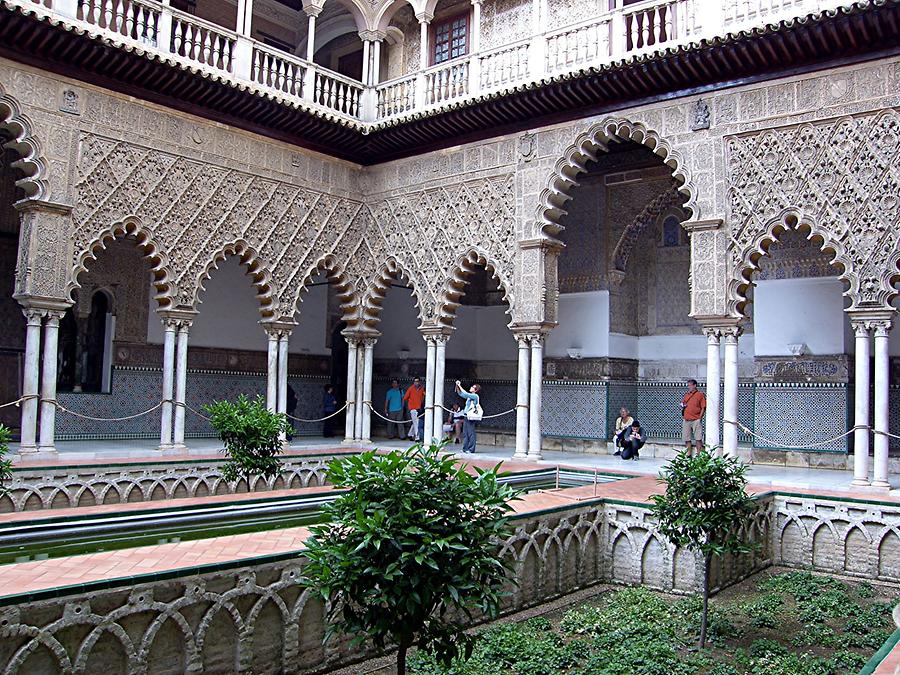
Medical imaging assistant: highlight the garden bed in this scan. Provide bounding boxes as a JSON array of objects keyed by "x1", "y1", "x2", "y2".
[{"x1": 403, "y1": 569, "x2": 898, "y2": 675}]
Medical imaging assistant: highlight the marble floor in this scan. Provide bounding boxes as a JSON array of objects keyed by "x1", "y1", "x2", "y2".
[{"x1": 11, "y1": 435, "x2": 899, "y2": 495}]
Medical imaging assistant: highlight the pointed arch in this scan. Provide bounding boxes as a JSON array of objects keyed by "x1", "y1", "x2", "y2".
[
  {"x1": 0, "y1": 83, "x2": 52, "y2": 201},
  {"x1": 437, "y1": 247, "x2": 514, "y2": 328},
  {"x1": 611, "y1": 187, "x2": 687, "y2": 274},
  {"x1": 358, "y1": 257, "x2": 426, "y2": 329},
  {"x1": 726, "y1": 209, "x2": 855, "y2": 318},
  {"x1": 532, "y1": 116, "x2": 698, "y2": 241},
  {"x1": 70, "y1": 215, "x2": 176, "y2": 309},
  {"x1": 191, "y1": 239, "x2": 276, "y2": 318}
]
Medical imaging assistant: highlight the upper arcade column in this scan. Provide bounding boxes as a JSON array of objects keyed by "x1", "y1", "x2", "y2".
[
  {"x1": 302, "y1": 1, "x2": 325, "y2": 62},
  {"x1": 414, "y1": 11, "x2": 434, "y2": 108}
]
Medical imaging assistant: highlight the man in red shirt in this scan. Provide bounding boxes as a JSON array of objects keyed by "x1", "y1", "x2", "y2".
[
  {"x1": 402, "y1": 377, "x2": 426, "y2": 442},
  {"x1": 681, "y1": 378, "x2": 707, "y2": 456}
]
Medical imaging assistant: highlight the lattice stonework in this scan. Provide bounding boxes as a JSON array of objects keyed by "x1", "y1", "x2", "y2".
[
  {"x1": 726, "y1": 109, "x2": 900, "y2": 312},
  {"x1": 72, "y1": 134, "x2": 517, "y2": 327}
]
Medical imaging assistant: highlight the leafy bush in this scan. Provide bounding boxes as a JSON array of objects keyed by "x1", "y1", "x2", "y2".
[
  {"x1": 302, "y1": 444, "x2": 517, "y2": 675},
  {"x1": 204, "y1": 395, "x2": 290, "y2": 483},
  {"x1": 0, "y1": 424, "x2": 11, "y2": 496}
]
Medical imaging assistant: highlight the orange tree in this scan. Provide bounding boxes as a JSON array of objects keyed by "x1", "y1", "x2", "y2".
[{"x1": 301, "y1": 444, "x2": 516, "y2": 674}]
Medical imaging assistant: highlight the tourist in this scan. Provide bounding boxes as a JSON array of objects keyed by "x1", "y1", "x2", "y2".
[
  {"x1": 681, "y1": 378, "x2": 707, "y2": 455},
  {"x1": 384, "y1": 379, "x2": 404, "y2": 439},
  {"x1": 403, "y1": 377, "x2": 425, "y2": 441},
  {"x1": 612, "y1": 406, "x2": 634, "y2": 456},
  {"x1": 455, "y1": 380, "x2": 482, "y2": 454},
  {"x1": 443, "y1": 403, "x2": 465, "y2": 444},
  {"x1": 620, "y1": 420, "x2": 645, "y2": 460},
  {"x1": 286, "y1": 383, "x2": 297, "y2": 441},
  {"x1": 322, "y1": 384, "x2": 337, "y2": 438}
]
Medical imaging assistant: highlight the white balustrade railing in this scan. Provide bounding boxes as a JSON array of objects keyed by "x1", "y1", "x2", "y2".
[
  {"x1": 545, "y1": 16, "x2": 612, "y2": 74},
  {"x1": 376, "y1": 74, "x2": 417, "y2": 119},
  {"x1": 170, "y1": 10, "x2": 235, "y2": 72},
  {"x1": 77, "y1": 0, "x2": 160, "y2": 44},
  {"x1": 424, "y1": 59, "x2": 469, "y2": 106},
  {"x1": 18, "y1": 0, "x2": 854, "y2": 123},
  {"x1": 252, "y1": 43, "x2": 307, "y2": 99},
  {"x1": 313, "y1": 70, "x2": 363, "y2": 118},
  {"x1": 479, "y1": 41, "x2": 530, "y2": 92},
  {"x1": 621, "y1": 0, "x2": 689, "y2": 53}
]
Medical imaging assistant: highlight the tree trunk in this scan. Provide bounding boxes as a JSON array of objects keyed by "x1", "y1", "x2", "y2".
[
  {"x1": 699, "y1": 552, "x2": 711, "y2": 648},
  {"x1": 397, "y1": 644, "x2": 407, "y2": 675}
]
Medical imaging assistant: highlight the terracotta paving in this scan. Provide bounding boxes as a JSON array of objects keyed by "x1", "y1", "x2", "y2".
[{"x1": 874, "y1": 635, "x2": 900, "y2": 674}]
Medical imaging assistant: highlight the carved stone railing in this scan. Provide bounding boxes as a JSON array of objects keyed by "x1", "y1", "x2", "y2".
[{"x1": 11, "y1": 0, "x2": 849, "y2": 124}]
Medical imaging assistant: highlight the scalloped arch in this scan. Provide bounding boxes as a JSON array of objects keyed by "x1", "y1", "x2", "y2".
[
  {"x1": 70, "y1": 216, "x2": 176, "y2": 309},
  {"x1": 437, "y1": 247, "x2": 514, "y2": 329},
  {"x1": 532, "y1": 117, "x2": 698, "y2": 240},
  {"x1": 289, "y1": 253, "x2": 357, "y2": 326},
  {"x1": 0, "y1": 84, "x2": 51, "y2": 201},
  {"x1": 726, "y1": 209, "x2": 855, "y2": 318},
  {"x1": 358, "y1": 257, "x2": 425, "y2": 329},
  {"x1": 191, "y1": 240, "x2": 276, "y2": 318}
]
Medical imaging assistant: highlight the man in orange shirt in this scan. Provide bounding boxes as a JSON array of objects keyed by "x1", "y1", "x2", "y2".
[
  {"x1": 681, "y1": 378, "x2": 707, "y2": 456},
  {"x1": 402, "y1": 377, "x2": 426, "y2": 442}
]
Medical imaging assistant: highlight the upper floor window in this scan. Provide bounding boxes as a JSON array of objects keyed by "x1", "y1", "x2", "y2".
[
  {"x1": 432, "y1": 13, "x2": 469, "y2": 65},
  {"x1": 661, "y1": 215, "x2": 687, "y2": 247}
]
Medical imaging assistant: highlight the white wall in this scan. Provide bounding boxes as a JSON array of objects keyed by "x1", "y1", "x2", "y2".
[
  {"x1": 753, "y1": 278, "x2": 848, "y2": 356},
  {"x1": 545, "y1": 291, "x2": 610, "y2": 358},
  {"x1": 147, "y1": 257, "x2": 330, "y2": 354}
]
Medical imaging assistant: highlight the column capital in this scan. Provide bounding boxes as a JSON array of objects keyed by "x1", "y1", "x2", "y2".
[
  {"x1": 704, "y1": 327, "x2": 722, "y2": 343},
  {"x1": 301, "y1": 0, "x2": 324, "y2": 18},
  {"x1": 22, "y1": 307, "x2": 45, "y2": 324},
  {"x1": 342, "y1": 329, "x2": 379, "y2": 347},
  {"x1": 420, "y1": 326, "x2": 452, "y2": 343},
  {"x1": 43, "y1": 310, "x2": 64, "y2": 326},
  {"x1": 471, "y1": 0, "x2": 483, "y2": 5},
  {"x1": 261, "y1": 320, "x2": 296, "y2": 339},
  {"x1": 721, "y1": 325, "x2": 742, "y2": 341},
  {"x1": 13, "y1": 199, "x2": 74, "y2": 216},
  {"x1": 416, "y1": 10, "x2": 434, "y2": 24},
  {"x1": 359, "y1": 29, "x2": 387, "y2": 42},
  {"x1": 848, "y1": 309, "x2": 894, "y2": 333},
  {"x1": 872, "y1": 320, "x2": 892, "y2": 337}
]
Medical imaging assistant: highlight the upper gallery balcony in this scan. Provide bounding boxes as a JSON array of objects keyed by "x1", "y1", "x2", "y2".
[{"x1": 6, "y1": 0, "x2": 856, "y2": 128}]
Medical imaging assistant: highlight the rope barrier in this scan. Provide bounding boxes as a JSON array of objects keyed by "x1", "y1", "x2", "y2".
[
  {"x1": 0, "y1": 395, "x2": 37, "y2": 410},
  {"x1": 177, "y1": 401, "x2": 213, "y2": 422},
  {"x1": 724, "y1": 419, "x2": 865, "y2": 450},
  {"x1": 285, "y1": 401, "x2": 349, "y2": 423},
  {"x1": 53, "y1": 400, "x2": 163, "y2": 422},
  {"x1": 365, "y1": 402, "x2": 406, "y2": 425},
  {"x1": 436, "y1": 403, "x2": 517, "y2": 419}
]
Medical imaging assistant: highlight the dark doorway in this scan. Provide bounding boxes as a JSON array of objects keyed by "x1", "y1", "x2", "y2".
[
  {"x1": 337, "y1": 50, "x2": 364, "y2": 81},
  {"x1": 330, "y1": 321, "x2": 348, "y2": 434}
]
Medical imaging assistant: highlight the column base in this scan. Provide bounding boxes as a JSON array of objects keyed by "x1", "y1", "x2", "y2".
[
  {"x1": 869, "y1": 480, "x2": 892, "y2": 491},
  {"x1": 37, "y1": 444, "x2": 57, "y2": 455},
  {"x1": 511, "y1": 451, "x2": 529, "y2": 461},
  {"x1": 525, "y1": 453, "x2": 543, "y2": 462},
  {"x1": 16, "y1": 444, "x2": 39, "y2": 454},
  {"x1": 850, "y1": 478, "x2": 871, "y2": 487},
  {"x1": 342, "y1": 437, "x2": 357, "y2": 445},
  {"x1": 168, "y1": 443, "x2": 188, "y2": 453},
  {"x1": 157, "y1": 443, "x2": 174, "y2": 452}
]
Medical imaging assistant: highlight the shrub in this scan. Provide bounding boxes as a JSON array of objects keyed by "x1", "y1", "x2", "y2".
[
  {"x1": 302, "y1": 444, "x2": 517, "y2": 675},
  {"x1": 0, "y1": 424, "x2": 11, "y2": 495},
  {"x1": 204, "y1": 394, "x2": 290, "y2": 483}
]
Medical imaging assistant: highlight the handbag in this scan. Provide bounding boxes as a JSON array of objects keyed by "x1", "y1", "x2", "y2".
[{"x1": 466, "y1": 402, "x2": 483, "y2": 422}]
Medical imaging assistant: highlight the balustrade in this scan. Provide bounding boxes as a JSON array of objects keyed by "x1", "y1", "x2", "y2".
[
  {"x1": 77, "y1": 0, "x2": 160, "y2": 44},
  {"x1": 545, "y1": 17, "x2": 612, "y2": 74},
  {"x1": 376, "y1": 74, "x2": 417, "y2": 119},
  {"x1": 479, "y1": 41, "x2": 530, "y2": 92},
  {"x1": 424, "y1": 59, "x2": 469, "y2": 106},
  {"x1": 313, "y1": 70, "x2": 363, "y2": 118},
  {"x1": 170, "y1": 11, "x2": 235, "y2": 72},
  {"x1": 15, "y1": 0, "x2": 852, "y2": 122},
  {"x1": 252, "y1": 44, "x2": 306, "y2": 99}
]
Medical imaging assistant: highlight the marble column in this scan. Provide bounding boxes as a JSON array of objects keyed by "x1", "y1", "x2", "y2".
[
  {"x1": 371, "y1": 39, "x2": 382, "y2": 85},
  {"x1": 704, "y1": 328, "x2": 722, "y2": 455},
  {"x1": 873, "y1": 320, "x2": 891, "y2": 489},
  {"x1": 722, "y1": 327, "x2": 740, "y2": 459},
  {"x1": 423, "y1": 335, "x2": 436, "y2": 444},
  {"x1": 277, "y1": 329, "x2": 290, "y2": 443},
  {"x1": 852, "y1": 321, "x2": 871, "y2": 486},
  {"x1": 344, "y1": 337, "x2": 359, "y2": 442},
  {"x1": 469, "y1": 0, "x2": 482, "y2": 92},
  {"x1": 415, "y1": 12, "x2": 431, "y2": 107},
  {"x1": 354, "y1": 343, "x2": 366, "y2": 440},
  {"x1": 37, "y1": 311, "x2": 63, "y2": 453},
  {"x1": 527, "y1": 335, "x2": 544, "y2": 460},
  {"x1": 361, "y1": 337, "x2": 375, "y2": 442},
  {"x1": 265, "y1": 327, "x2": 279, "y2": 412},
  {"x1": 304, "y1": 6, "x2": 319, "y2": 62},
  {"x1": 361, "y1": 39, "x2": 371, "y2": 88},
  {"x1": 172, "y1": 319, "x2": 191, "y2": 450},
  {"x1": 19, "y1": 308, "x2": 43, "y2": 453},
  {"x1": 432, "y1": 335, "x2": 447, "y2": 441},
  {"x1": 158, "y1": 318, "x2": 177, "y2": 450},
  {"x1": 513, "y1": 333, "x2": 531, "y2": 460}
]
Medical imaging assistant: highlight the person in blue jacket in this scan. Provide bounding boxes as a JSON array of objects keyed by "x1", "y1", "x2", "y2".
[{"x1": 455, "y1": 380, "x2": 482, "y2": 454}]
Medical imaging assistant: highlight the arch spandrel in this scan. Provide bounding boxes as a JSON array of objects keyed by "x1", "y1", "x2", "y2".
[
  {"x1": 436, "y1": 247, "x2": 515, "y2": 329},
  {"x1": 724, "y1": 110, "x2": 900, "y2": 316},
  {"x1": 188, "y1": 240, "x2": 277, "y2": 319},
  {"x1": 0, "y1": 83, "x2": 53, "y2": 202}
]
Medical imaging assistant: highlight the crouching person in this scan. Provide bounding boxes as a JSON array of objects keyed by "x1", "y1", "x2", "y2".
[{"x1": 620, "y1": 420, "x2": 645, "y2": 460}]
